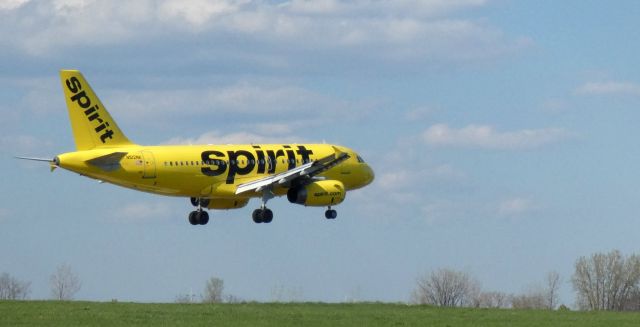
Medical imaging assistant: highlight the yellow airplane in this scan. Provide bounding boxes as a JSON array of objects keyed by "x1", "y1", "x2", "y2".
[{"x1": 17, "y1": 70, "x2": 374, "y2": 225}]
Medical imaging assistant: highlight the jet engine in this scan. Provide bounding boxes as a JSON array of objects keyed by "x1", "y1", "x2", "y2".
[{"x1": 287, "y1": 180, "x2": 346, "y2": 207}]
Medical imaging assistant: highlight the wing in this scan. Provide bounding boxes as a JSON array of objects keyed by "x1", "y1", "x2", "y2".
[{"x1": 235, "y1": 148, "x2": 350, "y2": 195}]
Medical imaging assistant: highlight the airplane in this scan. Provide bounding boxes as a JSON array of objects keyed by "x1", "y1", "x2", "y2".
[{"x1": 17, "y1": 70, "x2": 375, "y2": 225}]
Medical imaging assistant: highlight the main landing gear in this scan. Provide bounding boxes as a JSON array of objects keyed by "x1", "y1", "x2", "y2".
[
  {"x1": 188, "y1": 197, "x2": 210, "y2": 225},
  {"x1": 252, "y1": 208, "x2": 273, "y2": 224},
  {"x1": 252, "y1": 189, "x2": 274, "y2": 224}
]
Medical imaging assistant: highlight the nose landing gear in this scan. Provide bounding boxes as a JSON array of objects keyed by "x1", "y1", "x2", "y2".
[
  {"x1": 252, "y1": 189, "x2": 274, "y2": 224},
  {"x1": 325, "y1": 207, "x2": 337, "y2": 219}
]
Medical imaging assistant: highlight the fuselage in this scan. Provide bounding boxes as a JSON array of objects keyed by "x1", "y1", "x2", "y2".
[
  {"x1": 56, "y1": 143, "x2": 374, "y2": 200},
  {"x1": 26, "y1": 69, "x2": 375, "y2": 224}
]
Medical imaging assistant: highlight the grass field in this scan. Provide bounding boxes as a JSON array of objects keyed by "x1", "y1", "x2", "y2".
[{"x1": 2, "y1": 301, "x2": 640, "y2": 326}]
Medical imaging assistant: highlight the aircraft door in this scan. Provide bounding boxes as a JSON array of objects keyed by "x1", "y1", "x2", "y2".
[{"x1": 141, "y1": 150, "x2": 157, "y2": 179}]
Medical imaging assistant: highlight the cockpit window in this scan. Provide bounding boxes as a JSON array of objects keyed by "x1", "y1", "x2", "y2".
[{"x1": 357, "y1": 155, "x2": 366, "y2": 163}]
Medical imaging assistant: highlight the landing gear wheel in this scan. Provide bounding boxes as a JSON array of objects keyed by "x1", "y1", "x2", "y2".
[
  {"x1": 252, "y1": 209, "x2": 263, "y2": 224},
  {"x1": 188, "y1": 211, "x2": 198, "y2": 225},
  {"x1": 190, "y1": 197, "x2": 210, "y2": 208},
  {"x1": 197, "y1": 211, "x2": 210, "y2": 225},
  {"x1": 252, "y1": 208, "x2": 273, "y2": 224},
  {"x1": 325, "y1": 209, "x2": 337, "y2": 219},
  {"x1": 263, "y1": 209, "x2": 273, "y2": 223},
  {"x1": 188, "y1": 210, "x2": 210, "y2": 225}
]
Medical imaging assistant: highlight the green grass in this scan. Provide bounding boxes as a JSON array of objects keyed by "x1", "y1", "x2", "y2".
[{"x1": 2, "y1": 301, "x2": 640, "y2": 326}]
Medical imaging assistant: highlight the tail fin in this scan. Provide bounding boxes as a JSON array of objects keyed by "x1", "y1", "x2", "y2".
[{"x1": 59, "y1": 70, "x2": 134, "y2": 150}]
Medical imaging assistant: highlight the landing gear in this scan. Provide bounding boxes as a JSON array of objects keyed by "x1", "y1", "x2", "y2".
[
  {"x1": 188, "y1": 210, "x2": 209, "y2": 225},
  {"x1": 252, "y1": 189, "x2": 274, "y2": 224},
  {"x1": 325, "y1": 207, "x2": 337, "y2": 219},
  {"x1": 188, "y1": 197, "x2": 210, "y2": 225},
  {"x1": 252, "y1": 208, "x2": 273, "y2": 224}
]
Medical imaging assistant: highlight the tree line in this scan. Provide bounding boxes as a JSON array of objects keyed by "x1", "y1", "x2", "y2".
[
  {"x1": 0, "y1": 263, "x2": 81, "y2": 301},
  {"x1": 411, "y1": 249, "x2": 640, "y2": 311},
  {"x1": 411, "y1": 268, "x2": 562, "y2": 309},
  {"x1": 3, "y1": 249, "x2": 640, "y2": 311}
]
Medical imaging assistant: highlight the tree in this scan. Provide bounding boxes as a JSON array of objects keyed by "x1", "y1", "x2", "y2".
[
  {"x1": 473, "y1": 291, "x2": 509, "y2": 308},
  {"x1": 572, "y1": 250, "x2": 640, "y2": 311},
  {"x1": 202, "y1": 277, "x2": 224, "y2": 303},
  {"x1": 412, "y1": 268, "x2": 479, "y2": 307},
  {"x1": 50, "y1": 263, "x2": 81, "y2": 301},
  {"x1": 175, "y1": 292, "x2": 197, "y2": 304},
  {"x1": 510, "y1": 291, "x2": 546, "y2": 309},
  {"x1": 545, "y1": 271, "x2": 561, "y2": 310},
  {"x1": 0, "y1": 272, "x2": 31, "y2": 300}
]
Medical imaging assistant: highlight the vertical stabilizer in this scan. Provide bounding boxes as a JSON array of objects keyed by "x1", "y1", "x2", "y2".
[{"x1": 59, "y1": 70, "x2": 134, "y2": 150}]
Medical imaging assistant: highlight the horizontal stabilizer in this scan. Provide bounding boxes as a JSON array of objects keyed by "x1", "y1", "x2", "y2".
[{"x1": 85, "y1": 152, "x2": 127, "y2": 172}]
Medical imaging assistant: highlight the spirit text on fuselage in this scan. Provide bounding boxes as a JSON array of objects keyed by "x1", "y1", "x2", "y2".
[{"x1": 201, "y1": 145, "x2": 314, "y2": 184}]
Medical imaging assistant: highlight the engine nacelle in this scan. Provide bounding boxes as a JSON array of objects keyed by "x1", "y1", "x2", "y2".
[
  {"x1": 287, "y1": 180, "x2": 346, "y2": 207},
  {"x1": 207, "y1": 198, "x2": 249, "y2": 210}
]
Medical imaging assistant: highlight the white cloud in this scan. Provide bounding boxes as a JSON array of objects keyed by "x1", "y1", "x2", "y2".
[
  {"x1": 404, "y1": 106, "x2": 436, "y2": 121},
  {"x1": 164, "y1": 130, "x2": 307, "y2": 145},
  {"x1": 112, "y1": 201, "x2": 175, "y2": 223},
  {"x1": 0, "y1": 0, "x2": 529, "y2": 66},
  {"x1": 498, "y1": 197, "x2": 534, "y2": 216},
  {"x1": 377, "y1": 164, "x2": 464, "y2": 191},
  {"x1": 0, "y1": 0, "x2": 29, "y2": 10},
  {"x1": 285, "y1": 0, "x2": 488, "y2": 18},
  {"x1": 574, "y1": 81, "x2": 640, "y2": 97},
  {"x1": 422, "y1": 124, "x2": 568, "y2": 150},
  {"x1": 158, "y1": 0, "x2": 242, "y2": 27},
  {"x1": 108, "y1": 83, "x2": 326, "y2": 116},
  {"x1": 0, "y1": 135, "x2": 54, "y2": 155}
]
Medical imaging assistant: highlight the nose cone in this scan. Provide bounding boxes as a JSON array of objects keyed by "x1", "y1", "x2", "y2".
[{"x1": 362, "y1": 164, "x2": 375, "y2": 186}]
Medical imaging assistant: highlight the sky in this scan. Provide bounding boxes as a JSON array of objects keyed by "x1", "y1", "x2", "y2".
[{"x1": 2, "y1": 0, "x2": 640, "y2": 305}]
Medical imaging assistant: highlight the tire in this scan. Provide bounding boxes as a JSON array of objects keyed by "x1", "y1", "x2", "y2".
[
  {"x1": 263, "y1": 209, "x2": 273, "y2": 223},
  {"x1": 252, "y1": 209, "x2": 263, "y2": 223},
  {"x1": 325, "y1": 210, "x2": 337, "y2": 219},
  {"x1": 188, "y1": 211, "x2": 198, "y2": 225},
  {"x1": 199, "y1": 211, "x2": 210, "y2": 225}
]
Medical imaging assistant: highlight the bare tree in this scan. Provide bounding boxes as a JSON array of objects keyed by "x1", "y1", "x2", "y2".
[
  {"x1": 0, "y1": 272, "x2": 31, "y2": 300},
  {"x1": 412, "y1": 268, "x2": 480, "y2": 307},
  {"x1": 545, "y1": 271, "x2": 561, "y2": 310},
  {"x1": 175, "y1": 292, "x2": 197, "y2": 304},
  {"x1": 202, "y1": 277, "x2": 224, "y2": 303},
  {"x1": 50, "y1": 263, "x2": 81, "y2": 301},
  {"x1": 510, "y1": 291, "x2": 546, "y2": 309},
  {"x1": 473, "y1": 291, "x2": 510, "y2": 308},
  {"x1": 572, "y1": 250, "x2": 640, "y2": 311}
]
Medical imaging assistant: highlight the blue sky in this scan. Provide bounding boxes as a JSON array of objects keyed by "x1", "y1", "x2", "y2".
[{"x1": 2, "y1": 0, "x2": 640, "y2": 305}]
